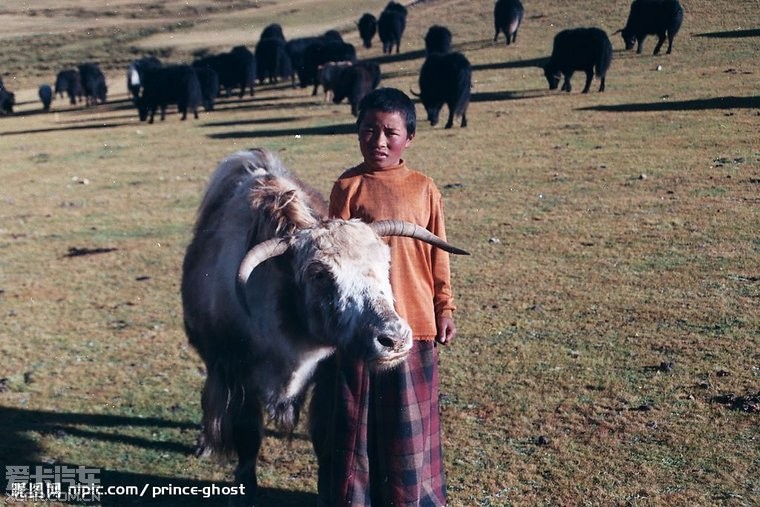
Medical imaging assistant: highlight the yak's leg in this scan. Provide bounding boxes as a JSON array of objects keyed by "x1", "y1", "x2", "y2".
[
  {"x1": 561, "y1": 72, "x2": 572, "y2": 92},
  {"x1": 636, "y1": 36, "x2": 645, "y2": 54},
  {"x1": 666, "y1": 33, "x2": 675, "y2": 54},
  {"x1": 653, "y1": 34, "x2": 666, "y2": 55},
  {"x1": 582, "y1": 70, "x2": 593, "y2": 93},
  {"x1": 231, "y1": 398, "x2": 264, "y2": 507},
  {"x1": 444, "y1": 106, "x2": 454, "y2": 129},
  {"x1": 460, "y1": 110, "x2": 467, "y2": 128},
  {"x1": 598, "y1": 74, "x2": 606, "y2": 93}
]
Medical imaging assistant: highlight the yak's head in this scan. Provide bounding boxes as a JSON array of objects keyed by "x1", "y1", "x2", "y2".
[
  {"x1": 415, "y1": 96, "x2": 442, "y2": 126},
  {"x1": 620, "y1": 28, "x2": 636, "y2": 50},
  {"x1": 424, "y1": 105, "x2": 442, "y2": 126},
  {"x1": 293, "y1": 220, "x2": 411, "y2": 368},
  {"x1": 238, "y1": 219, "x2": 468, "y2": 370},
  {"x1": 409, "y1": 86, "x2": 443, "y2": 126},
  {"x1": 409, "y1": 85, "x2": 443, "y2": 127},
  {"x1": 136, "y1": 98, "x2": 150, "y2": 122},
  {"x1": 543, "y1": 65, "x2": 561, "y2": 90},
  {"x1": 0, "y1": 91, "x2": 15, "y2": 114}
]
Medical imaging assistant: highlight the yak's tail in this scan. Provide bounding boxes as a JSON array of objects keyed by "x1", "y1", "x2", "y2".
[
  {"x1": 453, "y1": 56, "x2": 472, "y2": 117},
  {"x1": 669, "y1": 2, "x2": 685, "y2": 36},
  {"x1": 596, "y1": 32, "x2": 613, "y2": 79}
]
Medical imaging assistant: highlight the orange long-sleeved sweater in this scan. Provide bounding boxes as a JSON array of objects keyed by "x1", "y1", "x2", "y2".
[{"x1": 329, "y1": 160, "x2": 455, "y2": 340}]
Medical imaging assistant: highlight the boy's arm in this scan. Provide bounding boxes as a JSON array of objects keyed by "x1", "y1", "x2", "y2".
[
  {"x1": 328, "y1": 181, "x2": 351, "y2": 219},
  {"x1": 429, "y1": 186, "x2": 457, "y2": 343}
]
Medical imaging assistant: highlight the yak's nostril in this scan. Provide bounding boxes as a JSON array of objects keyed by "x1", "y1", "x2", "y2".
[{"x1": 377, "y1": 335, "x2": 395, "y2": 349}]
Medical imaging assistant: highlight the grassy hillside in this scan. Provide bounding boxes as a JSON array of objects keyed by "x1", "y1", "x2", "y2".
[{"x1": 0, "y1": 0, "x2": 757, "y2": 505}]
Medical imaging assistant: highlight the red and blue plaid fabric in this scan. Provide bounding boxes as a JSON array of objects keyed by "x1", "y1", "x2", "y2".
[{"x1": 314, "y1": 341, "x2": 446, "y2": 506}]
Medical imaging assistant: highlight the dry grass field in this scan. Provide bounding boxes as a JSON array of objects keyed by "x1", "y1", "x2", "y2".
[{"x1": 0, "y1": 0, "x2": 758, "y2": 505}]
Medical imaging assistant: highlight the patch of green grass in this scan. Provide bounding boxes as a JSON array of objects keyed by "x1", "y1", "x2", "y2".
[{"x1": 627, "y1": 251, "x2": 691, "y2": 273}]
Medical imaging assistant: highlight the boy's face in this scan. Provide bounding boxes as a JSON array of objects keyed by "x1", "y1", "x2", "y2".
[{"x1": 358, "y1": 109, "x2": 414, "y2": 171}]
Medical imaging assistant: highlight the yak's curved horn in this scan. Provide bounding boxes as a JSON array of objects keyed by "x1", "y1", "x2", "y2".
[
  {"x1": 238, "y1": 238, "x2": 289, "y2": 284},
  {"x1": 612, "y1": 28, "x2": 623, "y2": 35},
  {"x1": 409, "y1": 87, "x2": 421, "y2": 97},
  {"x1": 369, "y1": 220, "x2": 470, "y2": 255}
]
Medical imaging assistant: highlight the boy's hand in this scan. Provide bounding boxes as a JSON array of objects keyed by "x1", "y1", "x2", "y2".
[{"x1": 436, "y1": 317, "x2": 457, "y2": 345}]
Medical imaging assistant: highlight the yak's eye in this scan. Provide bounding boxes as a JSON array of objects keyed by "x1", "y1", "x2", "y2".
[{"x1": 307, "y1": 265, "x2": 330, "y2": 283}]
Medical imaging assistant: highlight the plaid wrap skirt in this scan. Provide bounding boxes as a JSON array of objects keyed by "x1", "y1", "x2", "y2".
[{"x1": 313, "y1": 341, "x2": 446, "y2": 506}]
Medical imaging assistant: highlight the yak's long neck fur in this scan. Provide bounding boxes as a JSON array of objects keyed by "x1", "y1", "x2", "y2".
[
  {"x1": 195, "y1": 148, "x2": 328, "y2": 239},
  {"x1": 249, "y1": 176, "x2": 322, "y2": 237}
]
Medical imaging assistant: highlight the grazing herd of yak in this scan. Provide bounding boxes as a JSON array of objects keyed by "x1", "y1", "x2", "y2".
[{"x1": 0, "y1": 0, "x2": 684, "y2": 129}]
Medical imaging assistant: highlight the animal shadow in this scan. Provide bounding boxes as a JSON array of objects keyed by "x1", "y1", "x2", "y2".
[
  {"x1": 207, "y1": 122, "x2": 357, "y2": 139},
  {"x1": 694, "y1": 28, "x2": 760, "y2": 38},
  {"x1": 0, "y1": 405, "x2": 315, "y2": 506},
  {"x1": 577, "y1": 95, "x2": 758, "y2": 112}
]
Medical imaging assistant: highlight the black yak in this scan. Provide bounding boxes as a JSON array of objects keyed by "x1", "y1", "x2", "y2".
[
  {"x1": 378, "y1": 2, "x2": 407, "y2": 54},
  {"x1": 413, "y1": 52, "x2": 472, "y2": 128},
  {"x1": 127, "y1": 56, "x2": 162, "y2": 99},
  {"x1": 544, "y1": 28, "x2": 613, "y2": 93},
  {"x1": 493, "y1": 0, "x2": 524, "y2": 45},
  {"x1": 38, "y1": 84, "x2": 53, "y2": 111},
  {"x1": 617, "y1": 0, "x2": 684, "y2": 55},
  {"x1": 55, "y1": 69, "x2": 83, "y2": 105},
  {"x1": 136, "y1": 65, "x2": 202, "y2": 123},
  {"x1": 78, "y1": 63, "x2": 107, "y2": 105},
  {"x1": 358, "y1": 13, "x2": 378, "y2": 49},
  {"x1": 332, "y1": 62, "x2": 381, "y2": 116}
]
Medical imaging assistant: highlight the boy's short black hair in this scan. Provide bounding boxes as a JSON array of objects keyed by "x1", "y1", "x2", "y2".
[{"x1": 356, "y1": 87, "x2": 416, "y2": 137}]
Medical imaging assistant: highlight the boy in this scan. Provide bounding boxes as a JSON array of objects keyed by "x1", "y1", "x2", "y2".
[{"x1": 314, "y1": 87, "x2": 457, "y2": 506}]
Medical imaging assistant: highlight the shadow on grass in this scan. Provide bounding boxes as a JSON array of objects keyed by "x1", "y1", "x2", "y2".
[
  {"x1": 694, "y1": 28, "x2": 760, "y2": 38},
  {"x1": 0, "y1": 405, "x2": 315, "y2": 506},
  {"x1": 577, "y1": 95, "x2": 759, "y2": 112},
  {"x1": 470, "y1": 89, "x2": 547, "y2": 102},
  {"x1": 55, "y1": 112, "x2": 139, "y2": 124},
  {"x1": 0, "y1": 122, "x2": 133, "y2": 136},
  {"x1": 209, "y1": 99, "x2": 316, "y2": 114},
  {"x1": 207, "y1": 122, "x2": 357, "y2": 139},
  {"x1": 203, "y1": 116, "x2": 303, "y2": 128},
  {"x1": 471, "y1": 56, "x2": 549, "y2": 72},
  {"x1": 365, "y1": 48, "x2": 427, "y2": 65}
]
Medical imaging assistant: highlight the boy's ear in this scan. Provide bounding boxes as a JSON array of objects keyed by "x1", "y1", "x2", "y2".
[{"x1": 405, "y1": 132, "x2": 415, "y2": 147}]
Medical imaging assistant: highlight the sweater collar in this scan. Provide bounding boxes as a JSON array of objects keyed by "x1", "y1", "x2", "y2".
[{"x1": 359, "y1": 159, "x2": 408, "y2": 176}]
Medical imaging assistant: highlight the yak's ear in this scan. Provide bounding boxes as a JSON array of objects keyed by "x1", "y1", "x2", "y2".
[{"x1": 277, "y1": 189, "x2": 298, "y2": 210}]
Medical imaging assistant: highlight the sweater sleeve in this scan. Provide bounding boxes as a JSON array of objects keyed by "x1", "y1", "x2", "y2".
[
  {"x1": 428, "y1": 185, "x2": 456, "y2": 319},
  {"x1": 328, "y1": 180, "x2": 351, "y2": 219}
]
